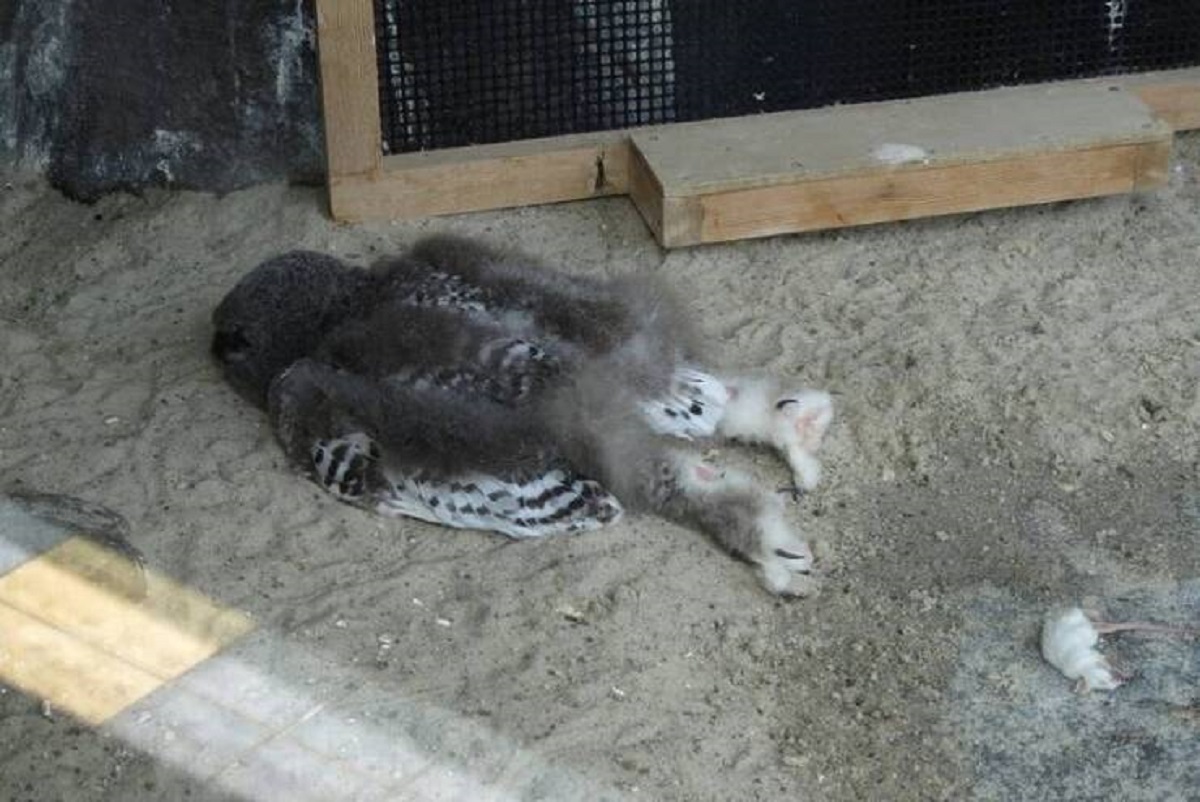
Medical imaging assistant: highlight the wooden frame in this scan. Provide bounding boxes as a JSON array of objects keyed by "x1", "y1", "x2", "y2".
[{"x1": 315, "y1": 0, "x2": 1200, "y2": 246}]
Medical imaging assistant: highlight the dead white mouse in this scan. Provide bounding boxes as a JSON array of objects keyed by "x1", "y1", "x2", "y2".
[{"x1": 1041, "y1": 606, "x2": 1198, "y2": 693}]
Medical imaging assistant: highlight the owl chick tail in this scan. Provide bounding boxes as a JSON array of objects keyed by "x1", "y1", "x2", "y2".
[
  {"x1": 374, "y1": 465, "x2": 623, "y2": 539},
  {"x1": 306, "y1": 427, "x2": 625, "y2": 539}
]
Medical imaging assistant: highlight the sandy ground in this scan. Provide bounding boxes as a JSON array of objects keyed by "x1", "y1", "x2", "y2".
[{"x1": 1, "y1": 134, "x2": 1198, "y2": 801}]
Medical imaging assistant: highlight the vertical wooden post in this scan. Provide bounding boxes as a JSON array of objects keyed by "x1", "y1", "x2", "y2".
[{"x1": 315, "y1": 0, "x2": 383, "y2": 215}]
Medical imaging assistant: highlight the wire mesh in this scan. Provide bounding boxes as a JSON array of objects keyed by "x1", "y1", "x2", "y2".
[{"x1": 374, "y1": 0, "x2": 1200, "y2": 154}]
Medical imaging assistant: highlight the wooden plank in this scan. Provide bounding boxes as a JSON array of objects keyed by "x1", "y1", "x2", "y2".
[
  {"x1": 635, "y1": 84, "x2": 1169, "y2": 197},
  {"x1": 0, "y1": 601, "x2": 162, "y2": 725},
  {"x1": 631, "y1": 83, "x2": 1172, "y2": 246},
  {"x1": 315, "y1": 0, "x2": 382, "y2": 182},
  {"x1": 0, "y1": 537, "x2": 253, "y2": 680},
  {"x1": 1132, "y1": 79, "x2": 1200, "y2": 131},
  {"x1": 626, "y1": 140, "x2": 664, "y2": 241},
  {"x1": 1087, "y1": 67, "x2": 1200, "y2": 131},
  {"x1": 330, "y1": 133, "x2": 631, "y2": 222},
  {"x1": 679, "y1": 141, "x2": 1165, "y2": 246}
]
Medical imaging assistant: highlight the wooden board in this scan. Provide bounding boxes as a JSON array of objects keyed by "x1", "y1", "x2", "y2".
[
  {"x1": 631, "y1": 83, "x2": 1172, "y2": 246},
  {"x1": 1133, "y1": 80, "x2": 1200, "y2": 131},
  {"x1": 330, "y1": 133, "x2": 631, "y2": 222},
  {"x1": 315, "y1": 0, "x2": 382, "y2": 185},
  {"x1": 665, "y1": 141, "x2": 1169, "y2": 246},
  {"x1": 1096, "y1": 67, "x2": 1200, "y2": 131},
  {"x1": 626, "y1": 141, "x2": 665, "y2": 243}
]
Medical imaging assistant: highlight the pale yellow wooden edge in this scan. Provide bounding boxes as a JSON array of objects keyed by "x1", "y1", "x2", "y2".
[
  {"x1": 330, "y1": 136, "x2": 631, "y2": 222},
  {"x1": 626, "y1": 141, "x2": 664, "y2": 241},
  {"x1": 0, "y1": 601, "x2": 163, "y2": 725},
  {"x1": 0, "y1": 537, "x2": 253, "y2": 681},
  {"x1": 1104, "y1": 67, "x2": 1200, "y2": 130},
  {"x1": 662, "y1": 140, "x2": 1169, "y2": 246},
  {"x1": 1133, "y1": 82, "x2": 1200, "y2": 131},
  {"x1": 315, "y1": 0, "x2": 382, "y2": 180}
]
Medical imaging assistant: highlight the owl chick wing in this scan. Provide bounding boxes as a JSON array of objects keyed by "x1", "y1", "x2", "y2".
[
  {"x1": 270, "y1": 359, "x2": 622, "y2": 538},
  {"x1": 315, "y1": 300, "x2": 568, "y2": 407}
]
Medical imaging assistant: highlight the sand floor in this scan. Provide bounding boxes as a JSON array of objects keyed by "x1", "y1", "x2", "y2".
[{"x1": 1, "y1": 134, "x2": 1198, "y2": 801}]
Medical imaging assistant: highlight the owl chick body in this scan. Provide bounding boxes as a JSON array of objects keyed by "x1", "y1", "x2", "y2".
[{"x1": 212, "y1": 236, "x2": 833, "y2": 594}]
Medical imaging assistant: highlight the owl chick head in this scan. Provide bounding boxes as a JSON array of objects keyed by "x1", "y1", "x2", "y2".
[{"x1": 211, "y1": 251, "x2": 376, "y2": 407}]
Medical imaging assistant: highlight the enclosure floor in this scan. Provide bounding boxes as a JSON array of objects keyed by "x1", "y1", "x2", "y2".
[{"x1": 1, "y1": 135, "x2": 1198, "y2": 801}]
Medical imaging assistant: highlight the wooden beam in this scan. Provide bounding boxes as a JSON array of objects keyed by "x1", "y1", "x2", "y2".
[
  {"x1": 674, "y1": 141, "x2": 1166, "y2": 246},
  {"x1": 1124, "y1": 67, "x2": 1200, "y2": 131},
  {"x1": 330, "y1": 133, "x2": 631, "y2": 222},
  {"x1": 626, "y1": 140, "x2": 664, "y2": 241},
  {"x1": 315, "y1": 0, "x2": 383, "y2": 195},
  {"x1": 631, "y1": 83, "x2": 1172, "y2": 247}
]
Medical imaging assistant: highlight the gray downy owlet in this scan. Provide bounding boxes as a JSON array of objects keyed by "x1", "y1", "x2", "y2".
[{"x1": 211, "y1": 235, "x2": 833, "y2": 595}]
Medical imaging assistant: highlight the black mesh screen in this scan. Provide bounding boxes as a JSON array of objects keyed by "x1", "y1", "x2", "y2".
[{"x1": 375, "y1": 1, "x2": 1200, "y2": 155}]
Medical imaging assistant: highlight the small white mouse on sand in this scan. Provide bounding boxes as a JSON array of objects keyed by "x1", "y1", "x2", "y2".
[
  {"x1": 1041, "y1": 606, "x2": 1198, "y2": 693},
  {"x1": 1041, "y1": 607, "x2": 1127, "y2": 693}
]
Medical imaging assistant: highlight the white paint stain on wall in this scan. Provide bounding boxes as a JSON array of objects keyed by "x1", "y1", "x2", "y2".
[{"x1": 273, "y1": 0, "x2": 314, "y2": 109}]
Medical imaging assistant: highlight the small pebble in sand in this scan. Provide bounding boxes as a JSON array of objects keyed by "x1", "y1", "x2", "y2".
[{"x1": 556, "y1": 603, "x2": 587, "y2": 623}]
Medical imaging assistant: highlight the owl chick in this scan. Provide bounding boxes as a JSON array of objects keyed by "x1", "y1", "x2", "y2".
[{"x1": 211, "y1": 236, "x2": 833, "y2": 595}]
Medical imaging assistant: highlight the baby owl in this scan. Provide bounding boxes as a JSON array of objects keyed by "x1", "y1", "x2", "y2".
[{"x1": 211, "y1": 235, "x2": 833, "y2": 595}]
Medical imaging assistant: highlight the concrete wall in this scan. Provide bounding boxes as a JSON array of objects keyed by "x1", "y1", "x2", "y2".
[{"x1": 1, "y1": 0, "x2": 323, "y2": 200}]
